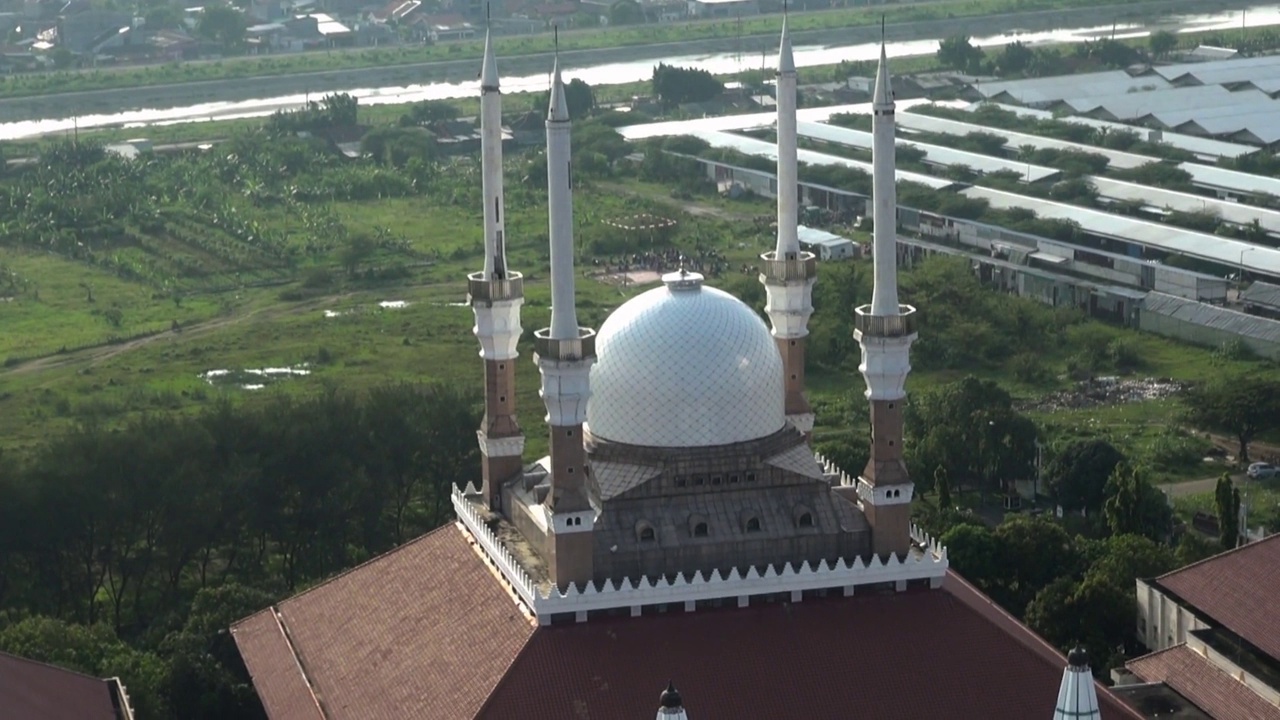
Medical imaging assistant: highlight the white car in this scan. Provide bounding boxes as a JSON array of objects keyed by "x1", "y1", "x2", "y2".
[{"x1": 1247, "y1": 462, "x2": 1277, "y2": 480}]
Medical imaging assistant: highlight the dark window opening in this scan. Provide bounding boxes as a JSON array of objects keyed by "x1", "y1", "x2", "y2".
[
  {"x1": 798, "y1": 512, "x2": 814, "y2": 528},
  {"x1": 640, "y1": 526, "x2": 656, "y2": 541},
  {"x1": 746, "y1": 517, "x2": 762, "y2": 532},
  {"x1": 567, "y1": 467, "x2": 574, "y2": 474},
  {"x1": 694, "y1": 476, "x2": 705, "y2": 486},
  {"x1": 746, "y1": 473, "x2": 756, "y2": 482},
  {"x1": 730, "y1": 474, "x2": 740, "y2": 484},
  {"x1": 693, "y1": 522, "x2": 709, "y2": 537},
  {"x1": 712, "y1": 475, "x2": 723, "y2": 485},
  {"x1": 675, "y1": 477, "x2": 688, "y2": 488}
]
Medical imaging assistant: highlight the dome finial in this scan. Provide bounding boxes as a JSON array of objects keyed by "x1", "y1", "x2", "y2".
[
  {"x1": 662, "y1": 269, "x2": 703, "y2": 292},
  {"x1": 657, "y1": 680, "x2": 688, "y2": 718}
]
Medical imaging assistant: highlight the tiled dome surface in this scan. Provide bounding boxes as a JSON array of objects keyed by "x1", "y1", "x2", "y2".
[{"x1": 587, "y1": 279, "x2": 784, "y2": 448}]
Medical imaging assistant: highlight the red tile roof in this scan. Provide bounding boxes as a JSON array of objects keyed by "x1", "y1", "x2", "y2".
[
  {"x1": 235, "y1": 526, "x2": 1140, "y2": 720},
  {"x1": 232, "y1": 524, "x2": 537, "y2": 720},
  {"x1": 1127, "y1": 644, "x2": 1280, "y2": 720},
  {"x1": 0, "y1": 651, "x2": 125, "y2": 720},
  {"x1": 1154, "y1": 534, "x2": 1280, "y2": 661}
]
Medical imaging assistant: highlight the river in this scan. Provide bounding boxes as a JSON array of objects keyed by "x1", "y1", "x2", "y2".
[{"x1": 1, "y1": 0, "x2": 1277, "y2": 140}]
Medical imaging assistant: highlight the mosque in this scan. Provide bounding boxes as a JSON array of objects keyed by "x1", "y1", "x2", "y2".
[{"x1": 232, "y1": 22, "x2": 1141, "y2": 720}]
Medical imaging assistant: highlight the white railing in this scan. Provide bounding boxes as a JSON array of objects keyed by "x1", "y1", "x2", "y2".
[{"x1": 453, "y1": 485, "x2": 949, "y2": 623}]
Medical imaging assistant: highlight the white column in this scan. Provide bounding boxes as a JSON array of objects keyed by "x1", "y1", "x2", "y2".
[
  {"x1": 775, "y1": 16, "x2": 799, "y2": 259},
  {"x1": 480, "y1": 29, "x2": 508, "y2": 280},
  {"x1": 546, "y1": 60, "x2": 579, "y2": 341},
  {"x1": 870, "y1": 44, "x2": 900, "y2": 318}
]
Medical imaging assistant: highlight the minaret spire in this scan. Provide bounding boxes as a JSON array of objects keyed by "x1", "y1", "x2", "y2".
[
  {"x1": 852, "y1": 34, "x2": 917, "y2": 558},
  {"x1": 469, "y1": 20, "x2": 524, "y2": 510},
  {"x1": 1053, "y1": 648, "x2": 1102, "y2": 720},
  {"x1": 759, "y1": 12, "x2": 817, "y2": 440},
  {"x1": 535, "y1": 48, "x2": 597, "y2": 591}
]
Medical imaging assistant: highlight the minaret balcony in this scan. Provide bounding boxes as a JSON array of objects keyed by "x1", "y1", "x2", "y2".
[
  {"x1": 854, "y1": 305, "x2": 917, "y2": 337},
  {"x1": 468, "y1": 271, "x2": 524, "y2": 303},
  {"x1": 534, "y1": 327, "x2": 597, "y2": 361},
  {"x1": 759, "y1": 251, "x2": 817, "y2": 283}
]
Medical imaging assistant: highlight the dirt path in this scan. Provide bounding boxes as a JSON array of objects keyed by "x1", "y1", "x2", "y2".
[
  {"x1": 2, "y1": 293, "x2": 349, "y2": 377},
  {"x1": 597, "y1": 182, "x2": 760, "y2": 223}
]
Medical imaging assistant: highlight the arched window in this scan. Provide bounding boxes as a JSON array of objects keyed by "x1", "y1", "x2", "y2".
[
  {"x1": 636, "y1": 521, "x2": 656, "y2": 542},
  {"x1": 798, "y1": 512, "x2": 814, "y2": 528},
  {"x1": 693, "y1": 522, "x2": 709, "y2": 537},
  {"x1": 745, "y1": 517, "x2": 762, "y2": 533}
]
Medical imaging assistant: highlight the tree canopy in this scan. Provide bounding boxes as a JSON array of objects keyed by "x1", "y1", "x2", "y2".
[
  {"x1": 1046, "y1": 439, "x2": 1127, "y2": 514},
  {"x1": 1183, "y1": 374, "x2": 1280, "y2": 463},
  {"x1": 652, "y1": 63, "x2": 725, "y2": 107}
]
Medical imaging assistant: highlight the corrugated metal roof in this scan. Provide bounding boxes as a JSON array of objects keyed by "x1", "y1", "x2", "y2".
[
  {"x1": 1090, "y1": 176, "x2": 1280, "y2": 236},
  {"x1": 1058, "y1": 85, "x2": 1241, "y2": 120},
  {"x1": 657, "y1": 128, "x2": 955, "y2": 190},
  {"x1": 898, "y1": 110, "x2": 1151, "y2": 170},
  {"x1": 796, "y1": 120, "x2": 1059, "y2": 182},
  {"x1": 1241, "y1": 280, "x2": 1280, "y2": 309},
  {"x1": 797, "y1": 225, "x2": 851, "y2": 247},
  {"x1": 961, "y1": 186, "x2": 1280, "y2": 279},
  {"x1": 977, "y1": 70, "x2": 1171, "y2": 105},
  {"x1": 975, "y1": 102, "x2": 1255, "y2": 159},
  {"x1": 1142, "y1": 291, "x2": 1280, "y2": 343},
  {"x1": 1150, "y1": 54, "x2": 1280, "y2": 84},
  {"x1": 1177, "y1": 163, "x2": 1280, "y2": 199}
]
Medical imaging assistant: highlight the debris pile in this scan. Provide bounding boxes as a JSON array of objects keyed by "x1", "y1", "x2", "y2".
[{"x1": 1019, "y1": 377, "x2": 1185, "y2": 413}]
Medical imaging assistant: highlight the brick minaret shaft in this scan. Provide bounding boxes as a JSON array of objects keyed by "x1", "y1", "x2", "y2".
[
  {"x1": 534, "y1": 59, "x2": 597, "y2": 591},
  {"x1": 469, "y1": 29, "x2": 525, "y2": 510},
  {"x1": 759, "y1": 16, "x2": 817, "y2": 439},
  {"x1": 853, "y1": 42, "x2": 918, "y2": 559}
]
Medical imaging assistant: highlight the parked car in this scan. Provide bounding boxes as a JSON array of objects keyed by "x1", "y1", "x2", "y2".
[{"x1": 1247, "y1": 462, "x2": 1277, "y2": 480}]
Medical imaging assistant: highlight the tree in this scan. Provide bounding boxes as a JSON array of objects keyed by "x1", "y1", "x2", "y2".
[
  {"x1": 144, "y1": 5, "x2": 182, "y2": 30},
  {"x1": 1149, "y1": 30, "x2": 1178, "y2": 59},
  {"x1": 1103, "y1": 464, "x2": 1173, "y2": 542},
  {"x1": 196, "y1": 4, "x2": 246, "y2": 51},
  {"x1": 1046, "y1": 439, "x2": 1126, "y2": 514},
  {"x1": 652, "y1": 63, "x2": 724, "y2": 107},
  {"x1": 937, "y1": 35, "x2": 983, "y2": 72},
  {"x1": 995, "y1": 41, "x2": 1033, "y2": 75},
  {"x1": 935, "y1": 465, "x2": 952, "y2": 508},
  {"x1": 338, "y1": 234, "x2": 376, "y2": 277},
  {"x1": 1215, "y1": 473, "x2": 1241, "y2": 549},
  {"x1": 995, "y1": 516, "x2": 1081, "y2": 610},
  {"x1": 1183, "y1": 374, "x2": 1280, "y2": 464},
  {"x1": 398, "y1": 100, "x2": 458, "y2": 127},
  {"x1": 940, "y1": 524, "x2": 1003, "y2": 592},
  {"x1": 609, "y1": 0, "x2": 643, "y2": 25},
  {"x1": 361, "y1": 126, "x2": 435, "y2": 168},
  {"x1": 538, "y1": 78, "x2": 596, "y2": 120}
]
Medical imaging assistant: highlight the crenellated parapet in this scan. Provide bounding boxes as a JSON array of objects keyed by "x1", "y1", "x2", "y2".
[{"x1": 453, "y1": 484, "x2": 948, "y2": 625}]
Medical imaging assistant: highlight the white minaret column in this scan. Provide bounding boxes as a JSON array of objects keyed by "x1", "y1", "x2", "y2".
[
  {"x1": 656, "y1": 681, "x2": 689, "y2": 720},
  {"x1": 1053, "y1": 648, "x2": 1102, "y2": 720},
  {"x1": 852, "y1": 41, "x2": 918, "y2": 559},
  {"x1": 469, "y1": 29, "x2": 525, "y2": 510},
  {"x1": 534, "y1": 59, "x2": 597, "y2": 591},
  {"x1": 759, "y1": 15, "x2": 817, "y2": 439}
]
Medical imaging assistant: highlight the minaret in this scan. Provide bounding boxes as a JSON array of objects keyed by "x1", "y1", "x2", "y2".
[
  {"x1": 469, "y1": 27, "x2": 524, "y2": 510},
  {"x1": 759, "y1": 12, "x2": 817, "y2": 439},
  {"x1": 534, "y1": 57, "x2": 597, "y2": 591},
  {"x1": 1053, "y1": 648, "x2": 1101, "y2": 720},
  {"x1": 657, "y1": 681, "x2": 689, "y2": 720},
  {"x1": 852, "y1": 37, "x2": 918, "y2": 558}
]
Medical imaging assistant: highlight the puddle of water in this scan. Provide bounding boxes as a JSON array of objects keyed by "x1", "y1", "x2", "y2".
[{"x1": 199, "y1": 364, "x2": 311, "y2": 390}]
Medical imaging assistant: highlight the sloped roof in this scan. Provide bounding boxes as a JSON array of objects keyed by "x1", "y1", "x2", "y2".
[
  {"x1": 1241, "y1": 281, "x2": 1280, "y2": 310},
  {"x1": 1152, "y1": 534, "x2": 1280, "y2": 661},
  {"x1": 234, "y1": 523, "x2": 1140, "y2": 719},
  {"x1": 1141, "y1": 292, "x2": 1280, "y2": 345},
  {"x1": 0, "y1": 651, "x2": 125, "y2": 720},
  {"x1": 1127, "y1": 644, "x2": 1280, "y2": 720}
]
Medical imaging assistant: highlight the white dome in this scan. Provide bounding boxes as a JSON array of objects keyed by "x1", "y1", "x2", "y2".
[{"x1": 587, "y1": 272, "x2": 785, "y2": 448}]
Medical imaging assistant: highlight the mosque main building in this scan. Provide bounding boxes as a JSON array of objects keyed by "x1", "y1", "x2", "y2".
[{"x1": 232, "y1": 23, "x2": 1139, "y2": 720}]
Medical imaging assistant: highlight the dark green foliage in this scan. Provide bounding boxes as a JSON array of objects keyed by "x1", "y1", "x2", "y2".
[
  {"x1": 934, "y1": 466, "x2": 952, "y2": 507},
  {"x1": 1148, "y1": 30, "x2": 1178, "y2": 58},
  {"x1": 361, "y1": 126, "x2": 436, "y2": 168},
  {"x1": 1182, "y1": 374, "x2": 1280, "y2": 463},
  {"x1": 1103, "y1": 464, "x2": 1173, "y2": 541},
  {"x1": 397, "y1": 100, "x2": 459, "y2": 126},
  {"x1": 195, "y1": 4, "x2": 246, "y2": 50},
  {"x1": 1046, "y1": 439, "x2": 1127, "y2": 514},
  {"x1": 906, "y1": 375, "x2": 1039, "y2": 499},
  {"x1": 265, "y1": 93, "x2": 359, "y2": 136},
  {"x1": 937, "y1": 35, "x2": 984, "y2": 72},
  {"x1": 651, "y1": 63, "x2": 724, "y2": 107},
  {"x1": 0, "y1": 384, "x2": 479, "y2": 719},
  {"x1": 1215, "y1": 474, "x2": 1241, "y2": 549},
  {"x1": 1113, "y1": 161, "x2": 1195, "y2": 191},
  {"x1": 537, "y1": 78, "x2": 597, "y2": 120}
]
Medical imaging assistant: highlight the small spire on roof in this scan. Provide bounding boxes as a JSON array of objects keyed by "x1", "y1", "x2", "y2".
[
  {"x1": 1053, "y1": 647, "x2": 1101, "y2": 720},
  {"x1": 657, "y1": 680, "x2": 688, "y2": 719}
]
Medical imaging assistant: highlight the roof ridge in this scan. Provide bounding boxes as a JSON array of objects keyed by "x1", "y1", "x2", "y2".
[
  {"x1": 1157, "y1": 533, "x2": 1280, "y2": 580},
  {"x1": 1126, "y1": 642, "x2": 1189, "y2": 665},
  {"x1": 0, "y1": 649, "x2": 113, "y2": 684},
  {"x1": 234, "y1": 523, "x2": 455, "y2": 622}
]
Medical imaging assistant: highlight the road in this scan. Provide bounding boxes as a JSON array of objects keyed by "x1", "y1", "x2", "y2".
[{"x1": 0, "y1": 0, "x2": 1247, "y2": 124}]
